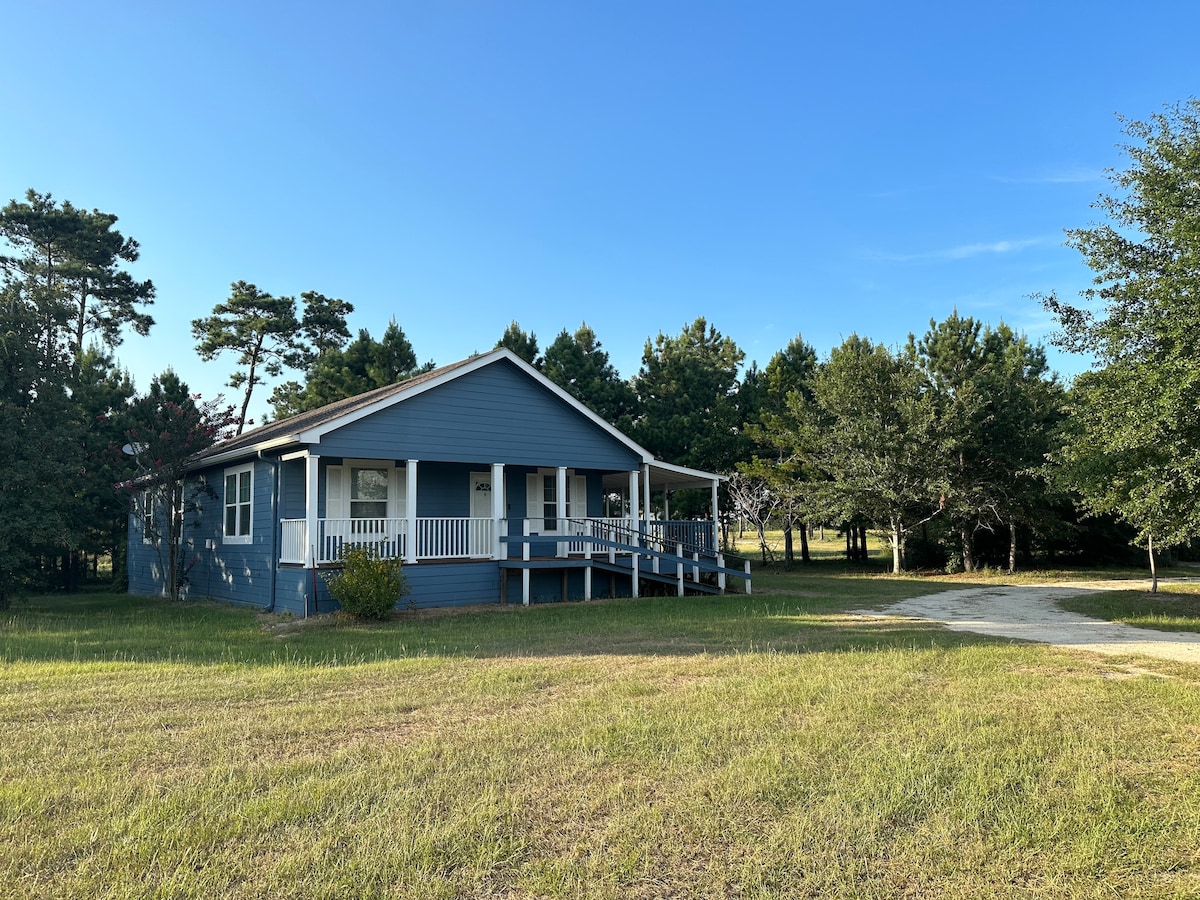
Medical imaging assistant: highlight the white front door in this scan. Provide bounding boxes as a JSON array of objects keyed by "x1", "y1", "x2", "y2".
[{"x1": 470, "y1": 473, "x2": 493, "y2": 557}]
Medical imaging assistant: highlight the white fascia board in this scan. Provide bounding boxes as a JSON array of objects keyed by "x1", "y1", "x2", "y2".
[
  {"x1": 649, "y1": 459, "x2": 727, "y2": 484},
  {"x1": 190, "y1": 435, "x2": 299, "y2": 470}
]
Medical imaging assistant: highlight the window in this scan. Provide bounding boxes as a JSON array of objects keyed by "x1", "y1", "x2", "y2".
[
  {"x1": 139, "y1": 491, "x2": 155, "y2": 545},
  {"x1": 350, "y1": 467, "x2": 389, "y2": 519},
  {"x1": 326, "y1": 461, "x2": 404, "y2": 520},
  {"x1": 224, "y1": 464, "x2": 253, "y2": 544},
  {"x1": 525, "y1": 471, "x2": 587, "y2": 533}
]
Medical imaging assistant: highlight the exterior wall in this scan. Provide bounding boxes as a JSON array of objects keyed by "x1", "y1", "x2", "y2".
[
  {"x1": 128, "y1": 459, "x2": 278, "y2": 610},
  {"x1": 415, "y1": 461, "x2": 477, "y2": 518},
  {"x1": 126, "y1": 512, "x2": 163, "y2": 597},
  {"x1": 316, "y1": 360, "x2": 642, "y2": 470},
  {"x1": 281, "y1": 458, "x2": 305, "y2": 519},
  {"x1": 273, "y1": 560, "x2": 502, "y2": 615}
]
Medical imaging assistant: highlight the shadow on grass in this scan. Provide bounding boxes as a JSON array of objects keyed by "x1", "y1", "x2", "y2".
[{"x1": 2, "y1": 575, "x2": 1006, "y2": 667}]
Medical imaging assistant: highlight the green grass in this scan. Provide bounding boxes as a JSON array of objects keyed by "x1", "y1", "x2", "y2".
[
  {"x1": 1059, "y1": 580, "x2": 1200, "y2": 634},
  {"x1": 4, "y1": 573, "x2": 1200, "y2": 898}
]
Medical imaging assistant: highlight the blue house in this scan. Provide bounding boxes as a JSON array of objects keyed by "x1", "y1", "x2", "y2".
[{"x1": 127, "y1": 349, "x2": 748, "y2": 614}]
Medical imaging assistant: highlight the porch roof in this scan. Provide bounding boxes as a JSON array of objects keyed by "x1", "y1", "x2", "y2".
[{"x1": 602, "y1": 460, "x2": 725, "y2": 493}]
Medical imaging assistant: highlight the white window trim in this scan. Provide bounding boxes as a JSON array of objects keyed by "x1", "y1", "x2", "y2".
[
  {"x1": 326, "y1": 459, "x2": 405, "y2": 520},
  {"x1": 223, "y1": 463, "x2": 254, "y2": 545},
  {"x1": 139, "y1": 491, "x2": 155, "y2": 546},
  {"x1": 525, "y1": 469, "x2": 586, "y2": 534}
]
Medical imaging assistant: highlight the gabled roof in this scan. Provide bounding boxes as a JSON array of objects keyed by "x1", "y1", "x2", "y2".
[{"x1": 191, "y1": 348, "x2": 669, "y2": 471}]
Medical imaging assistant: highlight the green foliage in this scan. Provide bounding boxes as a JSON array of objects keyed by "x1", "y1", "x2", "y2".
[
  {"x1": 269, "y1": 319, "x2": 432, "y2": 419},
  {"x1": 1045, "y1": 100, "x2": 1200, "y2": 576},
  {"x1": 322, "y1": 544, "x2": 410, "y2": 618},
  {"x1": 297, "y1": 290, "x2": 354, "y2": 359},
  {"x1": 191, "y1": 281, "x2": 304, "y2": 434},
  {"x1": 911, "y1": 313, "x2": 1063, "y2": 571},
  {"x1": 541, "y1": 322, "x2": 635, "y2": 423},
  {"x1": 0, "y1": 188, "x2": 155, "y2": 361},
  {"x1": 71, "y1": 347, "x2": 138, "y2": 582},
  {"x1": 0, "y1": 283, "x2": 82, "y2": 605},
  {"x1": 631, "y1": 317, "x2": 745, "y2": 472},
  {"x1": 739, "y1": 334, "x2": 820, "y2": 563},
  {"x1": 495, "y1": 319, "x2": 541, "y2": 367},
  {"x1": 0, "y1": 189, "x2": 157, "y2": 596},
  {"x1": 794, "y1": 335, "x2": 945, "y2": 572}
]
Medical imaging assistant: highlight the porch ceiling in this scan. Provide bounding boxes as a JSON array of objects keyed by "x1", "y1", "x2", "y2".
[{"x1": 601, "y1": 461, "x2": 723, "y2": 494}]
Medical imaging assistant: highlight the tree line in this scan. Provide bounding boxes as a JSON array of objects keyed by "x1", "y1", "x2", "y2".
[{"x1": 3, "y1": 99, "x2": 1199, "y2": 603}]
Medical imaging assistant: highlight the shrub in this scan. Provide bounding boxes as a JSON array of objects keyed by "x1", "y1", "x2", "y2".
[{"x1": 322, "y1": 545, "x2": 410, "y2": 619}]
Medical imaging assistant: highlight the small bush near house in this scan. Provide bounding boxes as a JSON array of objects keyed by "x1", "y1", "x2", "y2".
[{"x1": 322, "y1": 545, "x2": 409, "y2": 619}]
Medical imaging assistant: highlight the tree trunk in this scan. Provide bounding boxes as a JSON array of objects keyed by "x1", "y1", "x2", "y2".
[
  {"x1": 783, "y1": 525, "x2": 794, "y2": 567},
  {"x1": 1008, "y1": 521, "x2": 1017, "y2": 574},
  {"x1": 819, "y1": 524, "x2": 824, "y2": 541},
  {"x1": 1148, "y1": 533, "x2": 1158, "y2": 594},
  {"x1": 961, "y1": 527, "x2": 975, "y2": 572},
  {"x1": 859, "y1": 525, "x2": 869, "y2": 561},
  {"x1": 891, "y1": 522, "x2": 903, "y2": 573},
  {"x1": 799, "y1": 522, "x2": 811, "y2": 563}
]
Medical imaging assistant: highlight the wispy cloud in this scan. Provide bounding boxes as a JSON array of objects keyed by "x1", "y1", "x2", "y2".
[{"x1": 865, "y1": 237, "x2": 1050, "y2": 263}]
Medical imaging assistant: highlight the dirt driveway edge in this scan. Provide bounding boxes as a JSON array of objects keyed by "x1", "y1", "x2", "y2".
[{"x1": 854, "y1": 581, "x2": 1200, "y2": 665}]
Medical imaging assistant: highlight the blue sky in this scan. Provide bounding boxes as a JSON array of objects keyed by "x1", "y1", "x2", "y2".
[{"x1": 3, "y1": 2, "x2": 1195, "y2": 423}]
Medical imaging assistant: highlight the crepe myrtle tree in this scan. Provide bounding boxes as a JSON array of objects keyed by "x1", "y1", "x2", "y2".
[{"x1": 117, "y1": 376, "x2": 236, "y2": 601}]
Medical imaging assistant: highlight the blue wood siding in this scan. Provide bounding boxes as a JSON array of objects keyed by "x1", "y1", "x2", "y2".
[
  {"x1": 281, "y1": 459, "x2": 305, "y2": 519},
  {"x1": 126, "y1": 514, "x2": 162, "y2": 596},
  {"x1": 416, "y1": 462, "x2": 476, "y2": 517},
  {"x1": 129, "y1": 460, "x2": 277, "y2": 609},
  {"x1": 316, "y1": 359, "x2": 641, "y2": 470},
  {"x1": 280, "y1": 561, "x2": 502, "y2": 614}
]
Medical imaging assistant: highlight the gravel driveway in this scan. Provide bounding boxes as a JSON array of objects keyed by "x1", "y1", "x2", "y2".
[{"x1": 858, "y1": 580, "x2": 1200, "y2": 664}]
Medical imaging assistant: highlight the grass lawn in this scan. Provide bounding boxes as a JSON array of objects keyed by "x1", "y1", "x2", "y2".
[
  {"x1": 1058, "y1": 579, "x2": 1200, "y2": 634},
  {"x1": 4, "y1": 570, "x2": 1200, "y2": 898}
]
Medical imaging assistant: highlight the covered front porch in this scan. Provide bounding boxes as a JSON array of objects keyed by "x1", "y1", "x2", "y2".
[{"x1": 276, "y1": 452, "x2": 723, "y2": 568}]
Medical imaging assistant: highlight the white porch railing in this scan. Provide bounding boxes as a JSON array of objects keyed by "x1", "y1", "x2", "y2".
[
  {"x1": 279, "y1": 516, "x2": 714, "y2": 564},
  {"x1": 280, "y1": 517, "x2": 493, "y2": 564},
  {"x1": 414, "y1": 517, "x2": 494, "y2": 560},
  {"x1": 644, "y1": 520, "x2": 716, "y2": 554}
]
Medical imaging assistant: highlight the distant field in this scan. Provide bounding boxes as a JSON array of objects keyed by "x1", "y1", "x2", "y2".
[
  {"x1": 730, "y1": 526, "x2": 886, "y2": 564},
  {"x1": 4, "y1": 570, "x2": 1200, "y2": 899}
]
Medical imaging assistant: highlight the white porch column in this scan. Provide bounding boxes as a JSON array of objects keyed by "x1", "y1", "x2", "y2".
[
  {"x1": 628, "y1": 470, "x2": 640, "y2": 545},
  {"x1": 556, "y1": 466, "x2": 568, "y2": 558},
  {"x1": 491, "y1": 463, "x2": 505, "y2": 560},
  {"x1": 305, "y1": 452, "x2": 320, "y2": 566},
  {"x1": 405, "y1": 460, "x2": 418, "y2": 563},
  {"x1": 710, "y1": 477, "x2": 720, "y2": 552},
  {"x1": 642, "y1": 464, "x2": 651, "y2": 521}
]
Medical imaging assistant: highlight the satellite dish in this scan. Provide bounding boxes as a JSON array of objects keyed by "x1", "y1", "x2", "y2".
[{"x1": 121, "y1": 442, "x2": 149, "y2": 456}]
